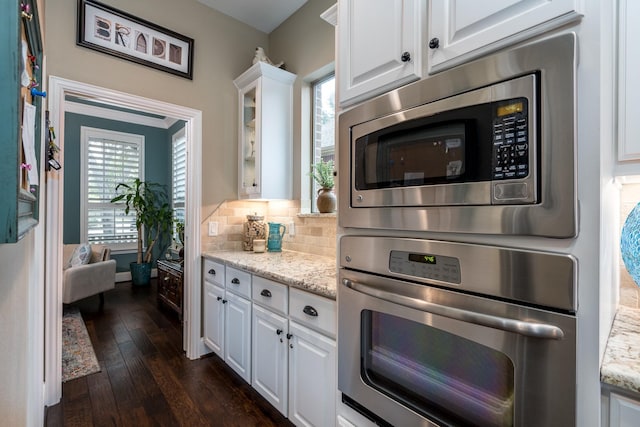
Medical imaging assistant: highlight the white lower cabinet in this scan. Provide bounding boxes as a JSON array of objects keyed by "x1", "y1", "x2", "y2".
[
  {"x1": 288, "y1": 320, "x2": 336, "y2": 427},
  {"x1": 204, "y1": 258, "x2": 336, "y2": 426},
  {"x1": 252, "y1": 304, "x2": 289, "y2": 415},
  {"x1": 609, "y1": 392, "x2": 640, "y2": 427},
  {"x1": 224, "y1": 291, "x2": 252, "y2": 383},
  {"x1": 203, "y1": 282, "x2": 225, "y2": 357}
]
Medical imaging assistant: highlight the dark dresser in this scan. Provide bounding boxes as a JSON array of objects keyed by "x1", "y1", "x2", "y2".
[{"x1": 157, "y1": 259, "x2": 183, "y2": 318}]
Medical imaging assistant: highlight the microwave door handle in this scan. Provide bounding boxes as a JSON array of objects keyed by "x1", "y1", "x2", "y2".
[{"x1": 342, "y1": 278, "x2": 565, "y2": 340}]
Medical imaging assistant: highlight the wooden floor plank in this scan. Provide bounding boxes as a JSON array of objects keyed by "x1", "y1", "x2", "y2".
[{"x1": 46, "y1": 279, "x2": 293, "y2": 426}]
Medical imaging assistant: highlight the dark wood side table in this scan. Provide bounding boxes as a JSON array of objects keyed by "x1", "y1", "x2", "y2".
[{"x1": 157, "y1": 259, "x2": 183, "y2": 318}]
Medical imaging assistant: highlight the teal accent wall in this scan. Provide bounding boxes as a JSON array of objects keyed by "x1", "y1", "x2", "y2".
[{"x1": 63, "y1": 112, "x2": 171, "y2": 271}]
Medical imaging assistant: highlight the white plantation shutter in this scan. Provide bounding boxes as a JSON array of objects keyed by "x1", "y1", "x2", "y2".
[
  {"x1": 172, "y1": 129, "x2": 187, "y2": 242},
  {"x1": 81, "y1": 127, "x2": 144, "y2": 249}
]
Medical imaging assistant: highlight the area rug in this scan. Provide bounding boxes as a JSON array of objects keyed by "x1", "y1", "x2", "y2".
[{"x1": 62, "y1": 306, "x2": 100, "y2": 382}]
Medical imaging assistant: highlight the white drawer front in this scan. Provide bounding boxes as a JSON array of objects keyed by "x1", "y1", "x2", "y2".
[
  {"x1": 252, "y1": 276, "x2": 288, "y2": 315},
  {"x1": 226, "y1": 266, "x2": 252, "y2": 298},
  {"x1": 203, "y1": 259, "x2": 225, "y2": 287},
  {"x1": 289, "y1": 288, "x2": 336, "y2": 338}
]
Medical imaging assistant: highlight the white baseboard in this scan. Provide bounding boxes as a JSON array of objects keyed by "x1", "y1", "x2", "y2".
[{"x1": 115, "y1": 268, "x2": 158, "y2": 283}]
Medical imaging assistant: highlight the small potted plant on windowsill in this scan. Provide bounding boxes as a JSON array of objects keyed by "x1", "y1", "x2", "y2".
[
  {"x1": 309, "y1": 159, "x2": 336, "y2": 213},
  {"x1": 110, "y1": 178, "x2": 174, "y2": 286}
]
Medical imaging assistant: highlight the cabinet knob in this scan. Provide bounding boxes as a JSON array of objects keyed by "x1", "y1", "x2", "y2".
[
  {"x1": 286, "y1": 333, "x2": 293, "y2": 340},
  {"x1": 231, "y1": 278, "x2": 240, "y2": 285},
  {"x1": 222, "y1": 299, "x2": 228, "y2": 304},
  {"x1": 303, "y1": 305, "x2": 319, "y2": 317},
  {"x1": 217, "y1": 296, "x2": 222, "y2": 301},
  {"x1": 260, "y1": 289, "x2": 272, "y2": 298},
  {"x1": 208, "y1": 268, "x2": 216, "y2": 275},
  {"x1": 401, "y1": 51, "x2": 411, "y2": 62},
  {"x1": 429, "y1": 38, "x2": 440, "y2": 49},
  {"x1": 276, "y1": 329, "x2": 283, "y2": 335}
]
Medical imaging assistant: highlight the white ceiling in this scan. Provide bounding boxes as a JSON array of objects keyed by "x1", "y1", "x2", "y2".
[{"x1": 197, "y1": 0, "x2": 308, "y2": 34}]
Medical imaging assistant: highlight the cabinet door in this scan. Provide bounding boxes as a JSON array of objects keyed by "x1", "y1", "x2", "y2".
[
  {"x1": 338, "y1": 0, "x2": 424, "y2": 107},
  {"x1": 610, "y1": 393, "x2": 640, "y2": 427},
  {"x1": 618, "y1": 0, "x2": 640, "y2": 164},
  {"x1": 225, "y1": 292, "x2": 252, "y2": 383},
  {"x1": 252, "y1": 304, "x2": 288, "y2": 415},
  {"x1": 288, "y1": 321, "x2": 336, "y2": 427},
  {"x1": 203, "y1": 283, "x2": 225, "y2": 358},
  {"x1": 239, "y1": 81, "x2": 261, "y2": 198},
  {"x1": 428, "y1": 0, "x2": 581, "y2": 73}
]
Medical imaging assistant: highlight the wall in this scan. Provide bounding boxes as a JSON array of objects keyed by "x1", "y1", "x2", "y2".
[
  {"x1": 202, "y1": 200, "x2": 336, "y2": 258},
  {"x1": 46, "y1": 0, "x2": 269, "y2": 208},
  {"x1": 0, "y1": 235, "x2": 38, "y2": 426},
  {"x1": 268, "y1": 0, "x2": 336, "y2": 202}
]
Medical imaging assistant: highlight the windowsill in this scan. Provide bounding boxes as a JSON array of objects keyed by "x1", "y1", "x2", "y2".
[{"x1": 297, "y1": 212, "x2": 337, "y2": 218}]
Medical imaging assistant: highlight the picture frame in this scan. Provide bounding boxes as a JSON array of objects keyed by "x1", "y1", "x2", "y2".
[{"x1": 77, "y1": 0, "x2": 194, "y2": 80}]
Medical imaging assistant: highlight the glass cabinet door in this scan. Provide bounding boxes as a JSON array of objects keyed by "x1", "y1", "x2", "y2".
[{"x1": 240, "y1": 85, "x2": 259, "y2": 196}]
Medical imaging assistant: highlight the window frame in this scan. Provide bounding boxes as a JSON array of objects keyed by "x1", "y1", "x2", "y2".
[
  {"x1": 80, "y1": 126, "x2": 145, "y2": 253},
  {"x1": 310, "y1": 73, "x2": 336, "y2": 212}
]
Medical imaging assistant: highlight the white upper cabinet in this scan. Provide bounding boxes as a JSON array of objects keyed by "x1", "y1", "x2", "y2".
[
  {"x1": 428, "y1": 0, "x2": 582, "y2": 73},
  {"x1": 338, "y1": 0, "x2": 426, "y2": 107},
  {"x1": 617, "y1": 0, "x2": 640, "y2": 168},
  {"x1": 233, "y1": 62, "x2": 296, "y2": 199}
]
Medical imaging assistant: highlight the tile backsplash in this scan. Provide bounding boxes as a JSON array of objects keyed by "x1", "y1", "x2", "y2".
[
  {"x1": 620, "y1": 183, "x2": 640, "y2": 308},
  {"x1": 201, "y1": 200, "x2": 337, "y2": 259}
]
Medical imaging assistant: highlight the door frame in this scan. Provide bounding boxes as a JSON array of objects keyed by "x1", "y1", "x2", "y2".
[{"x1": 45, "y1": 76, "x2": 204, "y2": 405}]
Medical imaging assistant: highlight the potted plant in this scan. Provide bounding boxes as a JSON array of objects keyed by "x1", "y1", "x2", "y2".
[
  {"x1": 110, "y1": 178, "x2": 174, "y2": 286},
  {"x1": 309, "y1": 159, "x2": 336, "y2": 213}
]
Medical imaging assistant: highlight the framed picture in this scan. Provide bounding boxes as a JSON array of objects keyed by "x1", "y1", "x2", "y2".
[{"x1": 77, "y1": 0, "x2": 194, "y2": 79}]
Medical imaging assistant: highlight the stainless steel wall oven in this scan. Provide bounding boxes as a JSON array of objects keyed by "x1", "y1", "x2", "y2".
[
  {"x1": 338, "y1": 33, "x2": 577, "y2": 238},
  {"x1": 338, "y1": 236, "x2": 577, "y2": 427}
]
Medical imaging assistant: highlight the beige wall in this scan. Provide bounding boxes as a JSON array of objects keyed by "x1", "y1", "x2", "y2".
[
  {"x1": 0, "y1": 235, "x2": 37, "y2": 426},
  {"x1": 46, "y1": 0, "x2": 269, "y2": 207},
  {"x1": 269, "y1": 0, "x2": 336, "y2": 200}
]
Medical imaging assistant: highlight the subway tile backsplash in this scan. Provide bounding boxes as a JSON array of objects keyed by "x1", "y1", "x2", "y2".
[{"x1": 201, "y1": 200, "x2": 337, "y2": 259}]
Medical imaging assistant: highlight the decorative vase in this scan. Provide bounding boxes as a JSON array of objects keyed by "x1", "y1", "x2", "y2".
[
  {"x1": 621, "y1": 202, "x2": 640, "y2": 287},
  {"x1": 316, "y1": 187, "x2": 336, "y2": 213},
  {"x1": 130, "y1": 262, "x2": 152, "y2": 286}
]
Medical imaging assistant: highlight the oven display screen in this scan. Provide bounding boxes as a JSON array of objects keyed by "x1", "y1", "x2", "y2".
[
  {"x1": 408, "y1": 254, "x2": 437, "y2": 264},
  {"x1": 389, "y1": 250, "x2": 461, "y2": 284}
]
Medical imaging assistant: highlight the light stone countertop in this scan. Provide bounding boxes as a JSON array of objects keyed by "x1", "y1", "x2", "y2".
[
  {"x1": 202, "y1": 250, "x2": 337, "y2": 299},
  {"x1": 601, "y1": 306, "x2": 640, "y2": 394}
]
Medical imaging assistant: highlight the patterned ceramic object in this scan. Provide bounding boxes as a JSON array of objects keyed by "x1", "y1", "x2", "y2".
[
  {"x1": 621, "y1": 202, "x2": 640, "y2": 287},
  {"x1": 243, "y1": 214, "x2": 266, "y2": 251}
]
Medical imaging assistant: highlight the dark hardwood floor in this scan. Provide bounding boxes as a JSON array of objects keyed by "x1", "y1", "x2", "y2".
[{"x1": 46, "y1": 279, "x2": 294, "y2": 427}]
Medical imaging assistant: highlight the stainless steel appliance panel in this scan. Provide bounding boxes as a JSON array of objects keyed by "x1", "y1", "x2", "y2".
[
  {"x1": 338, "y1": 33, "x2": 577, "y2": 237},
  {"x1": 340, "y1": 235, "x2": 577, "y2": 312}
]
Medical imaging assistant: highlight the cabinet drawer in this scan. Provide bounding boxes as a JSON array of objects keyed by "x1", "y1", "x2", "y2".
[
  {"x1": 203, "y1": 259, "x2": 225, "y2": 287},
  {"x1": 226, "y1": 266, "x2": 252, "y2": 298},
  {"x1": 289, "y1": 288, "x2": 336, "y2": 338},
  {"x1": 252, "y1": 276, "x2": 288, "y2": 315}
]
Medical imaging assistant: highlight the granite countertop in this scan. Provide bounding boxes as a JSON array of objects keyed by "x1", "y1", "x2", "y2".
[
  {"x1": 601, "y1": 306, "x2": 640, "y2": 393},
  {"x1": 202, "y1": 250, "x2": 337, "y2": 299}
]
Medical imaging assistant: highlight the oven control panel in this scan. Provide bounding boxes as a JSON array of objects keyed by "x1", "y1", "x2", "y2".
[{"x1": 389, "y1": 251, "x2": 461, "y2": 284}]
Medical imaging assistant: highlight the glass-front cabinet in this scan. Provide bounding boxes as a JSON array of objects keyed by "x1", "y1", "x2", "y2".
[{"x1": 234, "y1": 62, "x2": 296, "y2": 199}]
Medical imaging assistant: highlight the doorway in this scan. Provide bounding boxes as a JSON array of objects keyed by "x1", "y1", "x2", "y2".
[{"x1": 45, "y1": 76, "x2": 204, "y2": 406}]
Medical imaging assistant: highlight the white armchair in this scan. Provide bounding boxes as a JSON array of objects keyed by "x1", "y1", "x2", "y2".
[{"x1": 63, "y1": 244, "x2": 116, "y2": 304}]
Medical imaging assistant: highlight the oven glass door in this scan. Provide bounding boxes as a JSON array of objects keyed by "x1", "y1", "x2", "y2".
[
  {"x1": 362, "y1": 310, "x2": 514, "y2": 427},
  {"x1": 338, "y1": 269, "x2": 576, "y2": 427}
]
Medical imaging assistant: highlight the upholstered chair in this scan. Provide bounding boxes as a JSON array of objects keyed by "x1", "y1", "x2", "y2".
[{"x1": 62, "y1": 244, "x2": 116, "y2": 305}]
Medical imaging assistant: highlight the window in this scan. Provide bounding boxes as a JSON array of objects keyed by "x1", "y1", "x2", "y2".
[
  {"x1": 80, "y1": 127, "x2": 144, "y2": 251},
  {"x1": 172, "y1": 127, "x2": 187, "y2": 245},
  {"x1": 312, "y1": 74, "x2": 336, "y2": 210}
]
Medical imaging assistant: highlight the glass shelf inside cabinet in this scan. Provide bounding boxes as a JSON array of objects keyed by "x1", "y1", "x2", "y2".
[{"x1": 242, "y1": 88, "x2": 257, "y2": 192}]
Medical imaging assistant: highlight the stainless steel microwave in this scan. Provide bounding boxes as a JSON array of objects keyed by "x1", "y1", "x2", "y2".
[{"x1": 338, "y1": 33, "x2": 578, "y2": 238}]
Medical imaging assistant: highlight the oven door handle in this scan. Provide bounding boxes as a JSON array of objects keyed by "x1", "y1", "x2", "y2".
[{"x1": 343, "y1": 278, "x2": 565, "y2": 340}]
